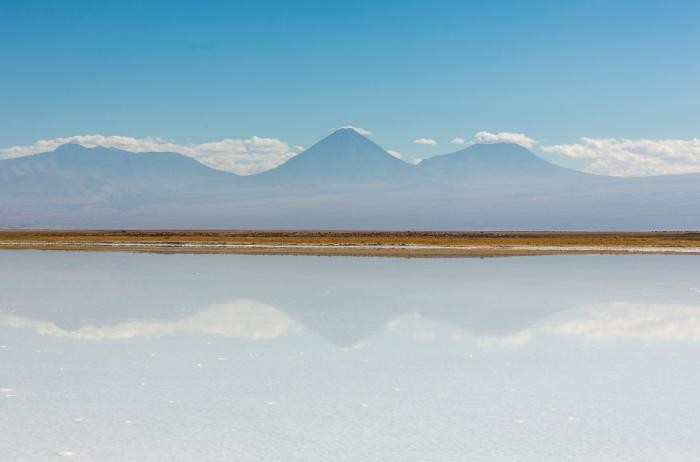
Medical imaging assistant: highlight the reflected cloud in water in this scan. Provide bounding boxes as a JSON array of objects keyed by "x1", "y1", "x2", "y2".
[
  {"x1": 0, "y1": 299, "x2": 294, "y2": 340},
  {"x1": 544, "y1": 302, "x2": 700, "y2": 341},
  {"x1": 1, "y1": 252, "x2": 699, "y2": 348},
  {"x1": 2, "y1": 252, "x2": 700, "y2": 461},
  {"x1": 3, "y1": 298, "x2": 700, "y2": 346}
]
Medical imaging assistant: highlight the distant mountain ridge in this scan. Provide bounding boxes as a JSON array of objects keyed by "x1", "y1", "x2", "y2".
[
  {"x1": 1, "y1": 143, "x2": 234, "y2": 178},
  {"x1": 1, "y1": 129, "x2": 699, "y2": 229},
  {"x1": 418, "y1": 142, "x2": 585, "y2": 179},
  {"x1": 0, "y1": 143, "x2": 237, "y2": 199}
]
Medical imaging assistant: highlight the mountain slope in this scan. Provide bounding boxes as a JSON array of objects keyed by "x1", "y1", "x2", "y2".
[
  {"x1": 1, "y1": 132, "x2": 699, "y2": 230},
  {"x1": 418, "y1": 142, "x2": 586, "y2": 180},
  {"x1": 0, "y1": 143, "x2": 238, "y2": 199},
  {"x1": 256, "y1": 128, "x2": 414, "y2": 183}
]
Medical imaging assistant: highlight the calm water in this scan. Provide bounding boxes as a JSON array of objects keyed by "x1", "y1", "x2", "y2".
[{"x1": 1, "y1": 251, "x2": 699, "y2": 461}]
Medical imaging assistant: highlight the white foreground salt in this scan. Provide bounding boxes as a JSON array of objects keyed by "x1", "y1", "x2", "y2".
[{"x1": 1, "y1": 251, "x2": 699, "y2": 461}]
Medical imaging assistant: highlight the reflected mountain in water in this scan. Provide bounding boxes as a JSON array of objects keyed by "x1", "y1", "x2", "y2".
[
  {"x1": 4, "y1": 298, "x2": 700, "y2": 346},
  {"x1": 0, "y1": 252, "x2": 698, "y2": 346}
]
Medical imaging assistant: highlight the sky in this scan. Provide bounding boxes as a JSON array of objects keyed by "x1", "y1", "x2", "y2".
[{"x1": 1, "y1": 0, "x2": 699, "y2": 176}]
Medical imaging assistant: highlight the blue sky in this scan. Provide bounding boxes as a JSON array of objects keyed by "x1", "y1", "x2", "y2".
[{"x1": 1, "y1": 0, "x2": 699, "y2": 175}]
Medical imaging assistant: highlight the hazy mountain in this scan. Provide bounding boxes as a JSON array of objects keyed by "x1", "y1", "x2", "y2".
[
  {"x1": 418, "y1": 142, "x2": 586, "y2": 180},
  {"x1": 1, "y1": 130, "x2": 699, "y2": 229},
  {"x1": 255, "y1": 128, "x2": 414, "y2": 183},
  {"x1": 0, "y1": 143, "x2": 237, "y2": 199}
]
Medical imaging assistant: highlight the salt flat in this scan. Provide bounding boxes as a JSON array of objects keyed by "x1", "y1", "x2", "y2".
[{"x1": 1, "y1": 251, "x2": 700, "y2": 461}]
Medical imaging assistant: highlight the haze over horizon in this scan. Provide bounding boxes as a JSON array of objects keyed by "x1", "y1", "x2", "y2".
[
  {"x1": 2, "y1": 127, "x2": 699, "y2": 230},
  {"x1": 4, "y1": 127, "x2": 691, "y2": 179}
]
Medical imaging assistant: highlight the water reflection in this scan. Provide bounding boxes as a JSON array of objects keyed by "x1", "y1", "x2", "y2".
[
  {"x1": 8, "y1": 299, "x2": 700, "y2": 345},
  {"x1": 0, "y1": 252, "x2": 698, "y2": 346},
  {"x1": 2, "y1": 251, "x2": 700, "y2": 462},
  {"x1": 544, "y1": 302, "x2": 700, "y2": 341},
  {"x1": 0, "y1": 300, "x2": 293, "y2": 340}
]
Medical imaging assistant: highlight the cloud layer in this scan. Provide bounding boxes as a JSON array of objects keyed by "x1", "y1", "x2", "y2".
[
  {"x1": 3, "y1": 131, "x2": 700, "y2": 177},
  {"x1": 456, "y1": 131, "x2": 700, "y2": 176},
  {"x1": 472, "y1": 131, "x2": 537, "y2": 149},
  {"x1": 541, "y1": 137, "x2": 700, "y2": 176},
  {"x1": 544, "y1": 302, "x2": 700, "y2": 341},
  {"x1": 0, "y1": 299, "x2": 293, "y2": 340},
  {"x1": 0, "y1": 134, "x2": 304, "y2": 175}
]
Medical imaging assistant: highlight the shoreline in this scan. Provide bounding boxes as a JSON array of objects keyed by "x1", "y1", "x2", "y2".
[{"x1": 1, "y1": 230, "x2": 699, "y2": 257}]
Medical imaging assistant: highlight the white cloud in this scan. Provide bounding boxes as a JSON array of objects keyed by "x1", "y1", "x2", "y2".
[
  {"x1": 450, "y1": 137, "x2": 466, "y2": 145},
  {"x1": 413, "y1": 138, "x2": 437, "y2": 145},
  {"x1": 412, "y1": 158, "x2": 423, "y2": 165},
  {"x1": 0, "y1": 299, "x2": 293, "y2": 340},
  {"x1": 472, "y1": 131, "x2": 537, "y2": 149},
  {"x1": 540, "y1": 137, "x2": 700, "y2": 177},
  {"x1": 387, "y1": 149, "x2": 403, "y2": 159},
  {"x1": 0, "y1": 134, "x2": 304, "y2": 175},
  {"x1": 332, "y1": 125, "x2": 372, "y2": 135},
  {"x1": 544, "y1": 302, "x2": 700, "y2": 341}
]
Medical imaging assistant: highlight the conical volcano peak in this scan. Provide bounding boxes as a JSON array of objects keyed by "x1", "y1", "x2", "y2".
[
  {"x1": 258, "y1": 128, "x2": 413, "y2": 181},
  {"x1": 295, "y1": 126, "x2": 389, "y2": 160},
  {"x1": 329, "y1": 126, "x2": 370, "y2": 136},
  {"x1": 319, "y1": 127, "x2": 375, "y2": 147},
  {"x1": 331, "y1": 127, "x2": 361, "y2": 135}
]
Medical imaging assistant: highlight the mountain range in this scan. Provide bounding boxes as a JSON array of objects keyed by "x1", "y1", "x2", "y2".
[{"x1": 1, "y1": 128, "x2": 699, "y2": 229}]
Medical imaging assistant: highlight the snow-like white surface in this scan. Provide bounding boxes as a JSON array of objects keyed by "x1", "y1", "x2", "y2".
[{"x1": 1, "y1": 252, "x2": 700, "y2": 461}]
